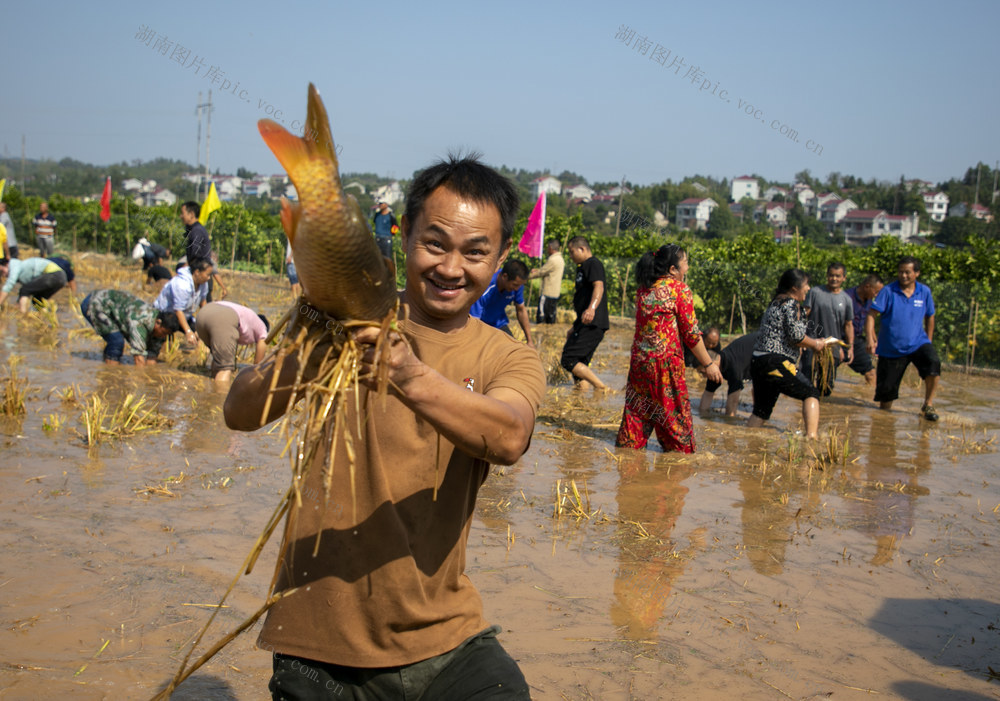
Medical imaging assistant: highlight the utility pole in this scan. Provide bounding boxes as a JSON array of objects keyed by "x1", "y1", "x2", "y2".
[
  {"x1": 195, "y1": 91, "x2": 213, "y2": 199},
  {"x1": 614, "y1": 174, "x2": 626, "y2": 237},
  {"x1": 974, "y1": 162, "x2": 982, "y2": 207},
  {"x1": 20, "y1": 134, "x2": 25, "y2": 196},
  {"x1": 195, "y1": 91, "x2": 203, "y2": 172},
  {"x1": 992, "y1": 160, "x2": 998, "y2": 205},
  {"x1": 204, "y1": 90, "x2": 212, "y2": 200}
]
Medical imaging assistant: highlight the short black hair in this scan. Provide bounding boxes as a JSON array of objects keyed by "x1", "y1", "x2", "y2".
[
  {"x1": 181, "y1": 201, "x2": 201, "y2": 218},
  {"x1": 827, "y1": 261, "x2": 846, "y2": 274},
  {"x1": 189, "y1": 257, "x2": 213, "y2": 273},
  {"x1": 898, "y1": 255, "x2": 921, "y2": 272},
  {"x1": 861, "y1": 273, "x2": 883, "y2": 287},
  {"x1": 567, "y1": 236, "x2": 590, "y2": 251},
  {"x1": 257, "y1": 313, "x2": 270, "y2": 333},
  {"x1": 157, "y1": 311, "x2": 181, "y2": 334},
  {"x1": 404, "y1": 153, "x2": 519, "y2": 251},
  {"x1": 545, "y1": 239, "x2": 561, "y2": 251},
  {"x1": 501, "y1": 259, "x2": 529, "y2": 281}
]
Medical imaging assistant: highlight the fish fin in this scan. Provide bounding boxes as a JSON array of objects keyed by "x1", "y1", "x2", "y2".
[
  {"x1": 258, "y1": 119, "x2": 313, "y2": 176},
  {"x1": 279, "y1": 197, "x2": 302, "y2": 244},
  {"x1": 305, "y1": 83, "x2": 339, "y2": 164}
]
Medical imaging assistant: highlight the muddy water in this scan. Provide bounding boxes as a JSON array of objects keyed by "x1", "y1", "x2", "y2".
[{"x1": 1, "y1": 259, "x2": 998, "y2": 700}]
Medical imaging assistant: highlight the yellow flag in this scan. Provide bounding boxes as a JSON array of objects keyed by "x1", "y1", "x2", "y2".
[
  {"x1": 199, "y1": 182, "x2": 221, "y2": 224},
  {"x1": 0, "y1": 178, "x2": 6, "y2": 202},
  {"x1": 0, "y1": 221, "x2": 6, "y2": 243}
]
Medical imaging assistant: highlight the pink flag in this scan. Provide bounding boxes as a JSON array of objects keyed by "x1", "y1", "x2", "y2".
[
  {"x1": 99, "y1": 177, "x2": 112, "y2": 222},
  {"x1": 518, "y1": 192, "x2": 545, "y2": 258}
]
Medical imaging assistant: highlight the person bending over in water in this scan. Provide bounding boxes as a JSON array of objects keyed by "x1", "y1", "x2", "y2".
[{"x1": 195, "y1": 301, "x2": 269, "y2": 387}]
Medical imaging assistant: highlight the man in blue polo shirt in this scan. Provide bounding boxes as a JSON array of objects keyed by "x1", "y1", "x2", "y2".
[
  {"x1": 470, "y1": 259, "x2": 535, "y2": 348},
  {"x1": 865, "y1": 256, "x2": 940, "y2": 421}
]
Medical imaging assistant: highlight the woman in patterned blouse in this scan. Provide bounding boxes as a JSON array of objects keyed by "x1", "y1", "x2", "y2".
[
  {"x1": 747, "y1": 269, "x2": 832, "y2": 439},
  {"x1": 616, "y1": 244, "x2": 722, "y2": 452}
]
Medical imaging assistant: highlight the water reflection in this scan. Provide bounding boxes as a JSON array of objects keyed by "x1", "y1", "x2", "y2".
[
  {"x1": 844, "y1": 411, "x2": 930, "y2": 566},
  {"x1": 610, "y1": 449, "x2": 702, "y2": 640}
]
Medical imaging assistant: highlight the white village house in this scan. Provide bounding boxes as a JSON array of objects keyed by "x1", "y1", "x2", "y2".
[
  {"x1": 372, "y1": 181, "x2": 405, "y2": 206},
  {"x1": 755, "y1": 202, "x2": 793, "y2": 226},
  {"x1": 810, "y1": 192, "x2": 841, "y2": 217},
  {"x1": 763, "y1": 185, "x2": 788, "y2": 201},
  {"x1": 242, "y1": 180, "x2": 272, "y2": 198},
  {"x1": 563, "y1": 184, "x2": 595, "y2": 202},
  {"x1": 921, "y1": 191, "x2": 950, "y2": 223},
  {"x1": 676, "y1": 197, "x2": 718, "y2": 230},
  {"x1": 819, "y1": 198, "x2": 858, "y2": 230},
  {"x1": 730, "y1": 176, "x2": 759, "y2": 202},
  {"x1": 949, "y1": 202, "x2": 994, "y2": 222},
  {"x1": 532, "y1": 176, "x2": 562, "y2": 199},
  {"x1": 841, "y1": 209, "x2": 919, "y2": 240},
  {"x1": 793, "y1": 185, "x2": 815, "y2": 208}
]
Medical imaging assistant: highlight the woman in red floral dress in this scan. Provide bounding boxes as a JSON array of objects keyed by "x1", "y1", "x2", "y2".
[{"x1": 616, "y1": 245, "x2": 722, "y2": 452}]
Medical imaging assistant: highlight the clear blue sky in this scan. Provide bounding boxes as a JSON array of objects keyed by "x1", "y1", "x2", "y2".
[{"x1": 4, "y1": 0, "x2": 998, "y2": 187}]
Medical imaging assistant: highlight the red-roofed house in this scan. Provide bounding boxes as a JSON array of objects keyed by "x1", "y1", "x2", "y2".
[
  {"x1": 841, "y1": 210, "x2": 889, "y2": 239},
  {"x1": 676, "y1": 198, "x2": 718, "y2": 230},
  {"x1": 730, "y1": 176, "x2": 759, "y2": 202},
  {"x1": 921, "y1": 191, "x2": 949, "y2": 222},
  {"x1": 885, "y1": 213, "x2": 920, "y2": 238},
  {"x1": 810, "y1": 192, "x2": 840, "y2": 217},
  {"x1": 949, "y1": 202, "x2": 994, "y2": 222},
  {"x1": 242, "y1": 180, "x2": 272, "y2": 197},
  {"x1": 841, "y1": 209, "x2": 919, "y2": 240}
]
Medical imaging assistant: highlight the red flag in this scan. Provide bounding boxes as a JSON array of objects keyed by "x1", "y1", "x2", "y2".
[
  {"x1": 99, "y1": 177, "x2": 112, "y2": 222},
  {"x1": 518, "y1": 192, "x2": 545, "y2": 258}
]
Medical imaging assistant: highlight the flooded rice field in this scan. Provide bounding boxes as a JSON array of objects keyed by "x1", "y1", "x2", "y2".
[{"x1": 1, "y1": 254, "x2": 998, "y2": 700}]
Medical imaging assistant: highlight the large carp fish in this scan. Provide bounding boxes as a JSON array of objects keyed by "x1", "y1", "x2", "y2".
[{"x1": 258, "y1": 83, "x2": 396, "y2": 321}]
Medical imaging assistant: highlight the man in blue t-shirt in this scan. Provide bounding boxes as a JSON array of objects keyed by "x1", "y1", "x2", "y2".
[
  {"x1": 865, "y1": 256, "x2": 940, "y2": 421},
  {"x1": 469, "y1": 259, "x2": 534, "y2": 348},
  {"x1": 371, "y1": 201, "x2": 397, "y2": 260}
]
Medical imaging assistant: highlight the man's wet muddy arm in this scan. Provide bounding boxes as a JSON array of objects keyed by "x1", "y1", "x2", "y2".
[
  {"x1": 353, "y1": 326, "x2": 535, "y2": 465},
  {"x1": 865, "y1": 311, "x2": 878, "y2": 354}
]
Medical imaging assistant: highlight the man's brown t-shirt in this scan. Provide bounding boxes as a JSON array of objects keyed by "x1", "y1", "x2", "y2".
[{"x1": 258, "y1": 316, "x2": 545, "y2": 668}]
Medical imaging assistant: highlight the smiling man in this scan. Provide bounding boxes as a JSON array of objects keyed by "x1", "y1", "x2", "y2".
[{"x1": 224, "y1": 155, "x2": 544, "y2": 700}]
